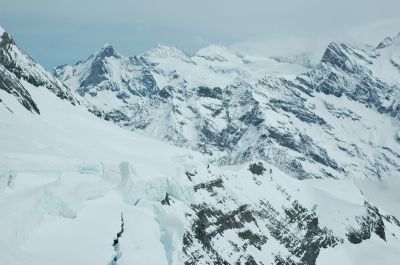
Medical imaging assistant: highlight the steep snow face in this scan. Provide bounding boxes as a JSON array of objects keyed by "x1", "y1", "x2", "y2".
[{"x1": 0, "y1": 27, "x2": 77, "y2": 107}]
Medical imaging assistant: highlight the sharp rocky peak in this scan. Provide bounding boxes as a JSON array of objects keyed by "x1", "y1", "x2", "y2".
[
  {"x1": 95, "y1": 43, "x2": 120, "y2": 59},
  {"x1": 320, "y1": 41, "x2": 374, "y2": 72},
  {"x1": 375, "y1": 32, "x2": 400, "y2": 50},
  {"x1": 376, "y1": 37, "x2": 394, "y2": 50},
  {"x1": 321, "y1": 42, "x2": 351, "y2": 61},
  {"x1": 0, "y1": 28, "x2": 15, "y2": 46}
]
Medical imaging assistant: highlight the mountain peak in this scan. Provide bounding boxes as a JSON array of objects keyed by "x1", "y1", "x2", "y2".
[
  {"x1": 0, "y1": 26, "x2": 15, "y2": 45},
  {"x1": 319, "y1": 41, "x2": 375, "y2": 74},
  {"x1": 143, "y1": 43, "x2": 191, "y2": 61},
  {"x1": 375, "y1": 33, "x2": 400, "y2": 50},
  {"x1": 376, "y1": 37, "x2": 393, "y2": 49},
  {"x1": 103, "y1": 43, "x2": 113, "y2": 48},
  {"x1": 320, "y1": 42, "x2": 348, "y2": 63},
  {"x1": 96, "y1": 43, "x2": 118, "y2": 59}
]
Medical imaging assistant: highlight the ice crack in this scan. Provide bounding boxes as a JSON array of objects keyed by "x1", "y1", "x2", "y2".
[{"x1": 109, "y1": 213, "x2": 124, "y2": 265}]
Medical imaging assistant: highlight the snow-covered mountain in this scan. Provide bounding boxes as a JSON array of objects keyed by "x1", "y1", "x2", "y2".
[
  {"x1": 55, "y1": 34, "x2": 400, "y2": 182},
  {"x1": 54, "y1": 43, "x2": 308, "y2": 121},
  {"x1": 1, "y1": 26, "x2": 400, "y2": 265}
]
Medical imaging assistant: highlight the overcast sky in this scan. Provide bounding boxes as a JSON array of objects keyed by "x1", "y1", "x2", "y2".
[{"x1": 1, "y1": 0, "x2": 400, "y2": 69}]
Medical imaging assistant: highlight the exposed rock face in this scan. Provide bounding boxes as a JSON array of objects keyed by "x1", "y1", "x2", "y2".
[
  {"x1": 184, "y1": 200, "x2": 340, "y2": 265},
  {"x1": 181, "y1": 163, "x2": 400, "y2": 264},
  {"x1": 0, "y1": 64, "x2": 39, "y2": 113},
  {"x1": 346, "y1": 201, "x2": 400, "y2": 244},
  {"x1": 0, "y1": 28, "x2": 78, "y2": 114},
  {"x1": 179, "y1": 164, "x2": 400, "y2": 265},
  {"x1": 0, "y1": 30, "x2": 77, "y2": 106},
  {"x1": 248, "y1": 162, "x2": 266, "y2": 175}
]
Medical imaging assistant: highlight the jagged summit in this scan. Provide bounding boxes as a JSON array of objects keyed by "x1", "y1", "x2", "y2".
[
  {"x1": 0, "y1": 29, "x2": 15, "y2": 46},
  {"x1": 95, "y1": 43, "x2": 119, "y2": 59},
  {"x1": 321, "y1": 42, "x2": 372, "y2": 69},
  {"x1": 375, "y1": 32, "x2": 400, "y2": 50},
  {"x1": 54, "y1": 42, "x2": 159, "y2": 110},
  {"x1": 376, "y1": 37, "x2": 394, "y2": 49},
  {"x1": 321, "y1": 33, "x2": 400, "y2": 68}
]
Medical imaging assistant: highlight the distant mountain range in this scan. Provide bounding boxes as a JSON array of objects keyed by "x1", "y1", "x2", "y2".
[{"x1": 53, "y1": 31, "x2": 400, "y2": 181}]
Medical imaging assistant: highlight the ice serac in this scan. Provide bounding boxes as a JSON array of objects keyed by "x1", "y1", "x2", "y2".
[{"x1": 0, "y1": 27, "x2": 78, "y2": 108}]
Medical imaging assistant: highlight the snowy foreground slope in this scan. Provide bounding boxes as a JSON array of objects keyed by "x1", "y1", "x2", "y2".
[{"x1": 1, "y1": 27, "x2": 400, "y2": 265}]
